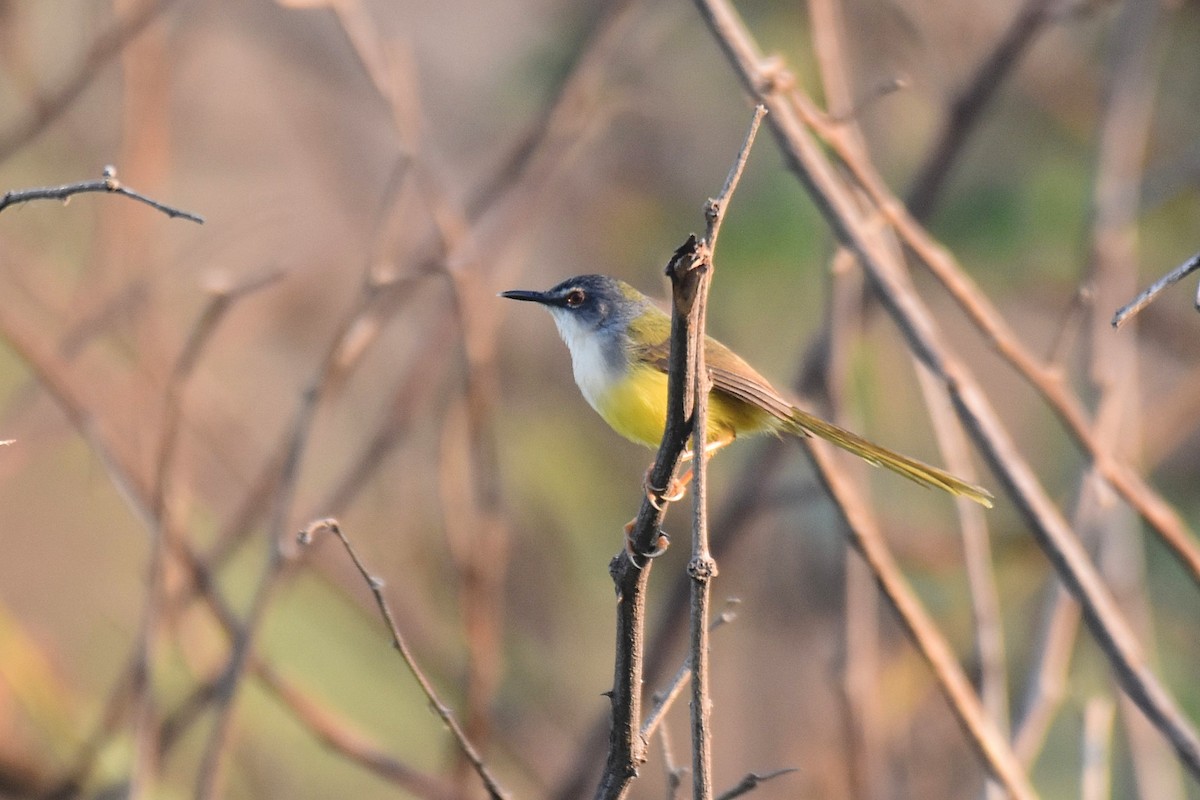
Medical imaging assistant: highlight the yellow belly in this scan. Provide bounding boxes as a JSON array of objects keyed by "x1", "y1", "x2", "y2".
[{"x1": 592, "y1": 365, "x2": 771, "y2": 448}]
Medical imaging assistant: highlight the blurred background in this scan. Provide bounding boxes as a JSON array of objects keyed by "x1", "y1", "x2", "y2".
[{"x1": 1, "y1": 0, "x2": 1199, "y2": 797}]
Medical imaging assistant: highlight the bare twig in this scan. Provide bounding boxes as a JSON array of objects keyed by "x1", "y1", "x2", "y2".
[
  {"x1": 0, "y1": 0, "x2": 188, "y2": 162},
  {"x1": 642, "y1": 603, "x2": 739, "y2": 744},
  {"x1": 1085, "y1": 2, "x2": 1184, "y2": 797},
  {"x1": 713, "y1": 768, "x2": 799, "y2": 800},
  {"x1": 1081, "y1": 697, "x2": 1116, "y2": 800},
  {"x1": 128, "y1": 269, "x2": 280, "y2": 798},
  {"x1": 685, "y1": 103, "x2": 762, "y2": 800},
  {"x1": 796, "y1": 92, "x2": 1200, "y2": 594},
  {"x1": 0, "y1": 166, "x2": 204, "y2": 223},
  {"x1": 193, "y1": 275, "x2": 396, "y2": 799},
  {"x1": 1012, "y1": 583, "x2": 1080, "y2": 766},
  {"x1": 595, "y1": 107, "x2": 764, "y2": 800},
  {"x1": 656, "y1": 722, "x2": 686, "y2": 800},
  {"x1": 297, "y1": 519, "x2": 510, "y2": 800},
  {"x1": 906, "y1": 0, "x2": 1063, "y2": 219},
  {"x1": 596, "y1": 238, "x2": 701, "y2": 800},
  {"x1": 1112, "y1": 251, "x2": 1200, "y2": 329},
  {"x1": 692, "y1": 0, "x2": 1200, "y2": 781}
]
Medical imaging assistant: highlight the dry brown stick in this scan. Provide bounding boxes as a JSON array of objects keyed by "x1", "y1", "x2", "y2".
[
  {"x1": 641, "y1": 603, "x2": 739, "y2": 744},
  {"x1": 1012, "y1": 583, "x2": 1080, "y2": 765},
  {"x1": 127, "y1": 270, "x2": 280, "y2": 798},
  {"x1": 298, "y1": 519, "x2": 511, "y2": 800},
  {"x1": 714, "y1": 768, "x2": 800, "y2": 800},
  {"x1": 801, "y1": 440, "x2": 1038, "y2": 799},
  {"x1": 1086, "y1": 4, "x2": 1185, "y2": 796},
  {"x1": 192, "y1": 275, "x2": 397, "y2": 799},
  {"x1": 791, "y1": 88, "x2": 1200, "y2": 595},
  {"x1": 149, "y1": 550, "x2": 458, "y2": 800},
  {"x1": 253, "y1": 663, "x2": 458, "y2": 800},
  {"x1": 1081, "y1": 697, "x2": 1116, "y2": 800},
  {"x1": 596, "y1": 107, "x2": 762, "y2": 799},
  {"x1": 192, "y1": 0, "x2": 629, "y2": 582},
  {"x1": 808, "y1": 4, "x2": 1011, "y2": 793},
  {"x1": 0, "y1": 166, "x2": 204, "y2": 223},
  {"x1": 0, "y1": 264, "x2": 439, "y2": 798},
  {"x1": 656, "y1": 722, "x2": 685, "y2": 800},
  {"x1": 0, "y1": 0, "x2": 188, "y2": 163},
  {"x1": 905, "y1": 0, "x2": 1063, "y2": 219},
  {"x1": 688, "y1": 104, "x2": 762, "y2": 800},
  {"x1": 693, "y1": 0, "x2": 1200, "y2": 782}
]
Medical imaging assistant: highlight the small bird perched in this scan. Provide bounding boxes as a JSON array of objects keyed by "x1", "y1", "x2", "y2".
[{"x1": 502, "y1": 274, "x2": 993, "y2": 509}]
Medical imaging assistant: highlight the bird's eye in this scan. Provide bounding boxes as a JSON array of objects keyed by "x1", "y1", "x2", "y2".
[{"x1": 564, "y1": 289, "x2": 586, "y2": 307}]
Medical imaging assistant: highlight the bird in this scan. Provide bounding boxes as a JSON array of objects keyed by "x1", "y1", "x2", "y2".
[{"x1": 502, "y1": 274, "x2": 993, "y2": 509}]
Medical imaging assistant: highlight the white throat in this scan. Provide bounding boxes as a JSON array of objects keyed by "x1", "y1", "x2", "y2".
[{"x1": 548, "y1": 309, "x2": 619, "y2": 414}]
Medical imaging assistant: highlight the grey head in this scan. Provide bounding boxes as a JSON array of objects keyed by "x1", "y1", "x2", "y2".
[
  {"x1": 501, "y1": 274, "x2": 653, "y2": 407},
  {"x1": 500, "y1": 274, "x2": 649, "y2": 335}
]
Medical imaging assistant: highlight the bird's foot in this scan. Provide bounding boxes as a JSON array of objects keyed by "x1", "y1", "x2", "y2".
[
  {"x1": 643, "y1": 467, "x2": 689, "y2": 511},
  {"x1": 624, "y1": 518, "x2": 670, "y2": 569}
]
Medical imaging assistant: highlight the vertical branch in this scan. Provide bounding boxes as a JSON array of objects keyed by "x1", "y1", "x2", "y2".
[
  {"x1": 684, "y1": 105, "x2": 762, "y2": 799},
  {"x1": 596, "y1": 239, "x2": 701, "y2": 800},
  {"x1": 684, "y1": 265, "x2": 715, "y2": 799},
  {"x1": 596, "y1": 106, "x2": 762, "y2": 800},
  {"x1": 1084, "y1": 3, "x2": 1184, "y2": 798}
]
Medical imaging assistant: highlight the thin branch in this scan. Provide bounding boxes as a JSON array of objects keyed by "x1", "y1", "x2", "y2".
[
  {"x1": 906, "y1": 0, "x2": 1063, "y2": 219},
  {"x1": 686, "y1": 103, "x2": 762, "y2": 800},
  {"x1": 129, "y1": 269, "x2": 280, "y2": 797},
  {"x1": 297, "y1": 519, "x2": 510, "y2": 800},
  {"x1": 642, "y1": 603, "x2": 739, "y2": 744},
  {"x1": 1081, "y1": 697, "x2": 1116, "y2": 800},
  {"x1": 1012, "y1": 583, "x2": 1080, "y2": 766},
  {"x1": 595, "y1": 238, "x2": 701, "y2": 800},
  {"x1": 713, "y1": 768, "x2": 800, "y2": 800},
  {"x1": 691, "y1": 0, "x2": 1200, "y2": 782},
  {"x1": 794, "y1": 88, "x2": 1200, "y2": 595},
  {"x1": 0, "y1": 0, "x2": 188, "y2": 163},
  {"x1": 656, "y1": 721, "x2": 686, "y2": 800},
  {"x1": 0, "y1": 166, "x2": 204, "y2": 223},
  {"x1": 194, "y1": 279, "x2": 390, "y2": 799},
  {"x1": 596, "y1": 108, "x2": 764, "y2": 800},
  {"x1": 1112, "y1": 251, "x2": 1200, "y2": 329},
  {"x1": 254, "y1": 659, "x2": 458, "y2": 800}
]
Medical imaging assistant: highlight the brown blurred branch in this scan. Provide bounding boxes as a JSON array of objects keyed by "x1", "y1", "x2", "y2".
[
  {"x1": 1012, "y1": 583, "x2": 1080, "y2": 765},
  {"x1": 129, "y1": 269, "x2": 279, "y2": 798},
  {"x1": 0, "y1": 0, "x2": 188, "y2": 163},
  {"x1": 906, "y1": 0, "x2": 1064, "y2": 219},
  {"x1": 297, "y1": 519, "x2": 510, "y2": 800},
  {"x1": 254, "y1": 664, "x2": 458, "y2": 800},
  {"x1": 693, "y1": 0, "x2": 1200, "y2": 783},
  {"x1": 0, "y1": 166, "x2": 204, "y2": 223},
  {"x1": 793, "y1": 83, "x2": 1200, "y2": 595},
  {"x1": 808, "y1": 3, "x2": 1011, "y2": 794},
  {"x1": 1086, "y1": 3, "x2": 1185, "y2": 796},
  {"x1": 193, "y1": 273, "x2": 403, "y2": 799}
]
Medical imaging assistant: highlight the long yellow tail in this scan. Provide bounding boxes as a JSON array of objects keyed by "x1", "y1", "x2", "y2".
[{"x1": 783, "y1": 408, "x2": 994, "y2": 508}]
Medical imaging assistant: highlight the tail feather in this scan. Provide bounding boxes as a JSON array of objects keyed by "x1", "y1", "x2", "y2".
[{"x1": 783, "y1": 408, "x2": 994, "y2": 508}]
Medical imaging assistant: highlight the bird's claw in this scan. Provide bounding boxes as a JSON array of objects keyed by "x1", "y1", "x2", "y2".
[
  {"x1": 624, "y1": 519, "x2": 670, "y2": 568},
  {"x1": 643, "y1": 468, "x2": 689, "y2": 511}
]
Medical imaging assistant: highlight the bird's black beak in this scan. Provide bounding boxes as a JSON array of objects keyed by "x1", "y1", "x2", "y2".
[{"x1": 500, "y1": 289, "x2": 553, "y2": 305}]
